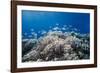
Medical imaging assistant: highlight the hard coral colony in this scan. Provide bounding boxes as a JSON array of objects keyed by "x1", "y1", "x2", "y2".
[{"x1": 22, "y1": 30, "x2": 90, "y2": 62}]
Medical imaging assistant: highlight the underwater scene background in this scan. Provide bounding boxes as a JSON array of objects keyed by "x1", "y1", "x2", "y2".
[{"x1": 22, "y1": 10, "x2": 90, "y2": 62}]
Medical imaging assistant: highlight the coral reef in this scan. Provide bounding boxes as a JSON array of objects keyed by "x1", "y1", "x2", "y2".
[{"x1": 22, "y1": 31, "x2": 90, "y2": 62}]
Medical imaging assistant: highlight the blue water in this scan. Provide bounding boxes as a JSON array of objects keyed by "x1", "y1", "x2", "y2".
[{"x1": 22, "y1": 10, "x2": 90, "y2": 39}]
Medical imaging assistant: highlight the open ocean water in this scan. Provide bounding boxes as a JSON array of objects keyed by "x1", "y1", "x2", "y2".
[{"x1": 22, "y1": 10, "x2": 90, "y2": 39}]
